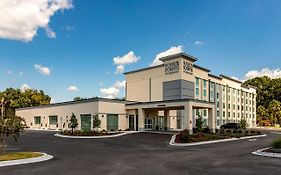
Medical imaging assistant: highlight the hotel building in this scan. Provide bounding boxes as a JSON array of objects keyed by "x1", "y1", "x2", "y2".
[{"x1": 16, "y1": 53, "x2": 256, "y2": 133}]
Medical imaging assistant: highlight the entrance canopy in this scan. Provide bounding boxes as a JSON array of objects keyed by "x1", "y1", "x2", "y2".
[{"x1": 125, "y1": 98, "x2": 215, "y2": 133}]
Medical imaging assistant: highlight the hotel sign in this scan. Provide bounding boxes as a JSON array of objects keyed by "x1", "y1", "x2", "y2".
[
  {"x1": 183, "y1": 61, "x2": 193, "y2": 75},
  {"x1": 164, "y1": 61, "x2": 179, "y2": 75}
]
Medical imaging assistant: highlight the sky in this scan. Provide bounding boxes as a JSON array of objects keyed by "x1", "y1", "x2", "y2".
[{"x1": 0, "y1": 0, "x2": 281, "y2": 103}]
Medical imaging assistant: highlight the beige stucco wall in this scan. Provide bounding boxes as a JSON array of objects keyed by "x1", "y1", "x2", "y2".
[{"x1": 16, "y1": 100, "x2": 128, "y2": 131}]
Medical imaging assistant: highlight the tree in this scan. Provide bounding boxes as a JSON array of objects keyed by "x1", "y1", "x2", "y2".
[
  {"x1": 257, "y1": 105, "x2": 267, "y2": 125},
  {"x1": 268, "y1": 100, "x2": 281, "y2": 126},
  {"x1": 0, "y1": 88, "x2": 51, "y2": 114},
  {"x1": 69, "y1": 113, "x2": 78, "y2": 134},
  {"x1": 195, "y1": 115, "x2": 203, "y2": 132},
  {"x1": 92, "y1": 115, "x2": 101, "y2": 132},
  {"x1": 0, "y1": 109, "x2": 26, "y2": 154},
  {"x1": 239, "y1": 118, "x2": 248, "y2": 130}
]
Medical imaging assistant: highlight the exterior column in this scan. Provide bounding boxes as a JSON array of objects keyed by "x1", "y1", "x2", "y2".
[
  {"x1": 138, "y1": 108, "x2": 145, "y2": 131},
  {"x1": 208, "y1": 107, "x2": 216, "y2": 133},
  {"x1": 164, "y1": 109, "x2": 170, "y2": 130},
  {"x1": 184, "y1": 103, "x2": 193, "y2": 134}
]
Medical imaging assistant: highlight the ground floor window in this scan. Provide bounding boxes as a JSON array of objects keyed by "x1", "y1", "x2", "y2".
[
  {"x1": 49, "y1": 115, "x2": 58, "y2": 125},
  {"x1": 34, "y1": 116, "x2": 41, "y2": 125},
  {"x1": 81, "y1": 114, "x2": 92, "y2": 131},
  {"x1": 107, "y1": 114, "x2": 118, "y2": 131}
]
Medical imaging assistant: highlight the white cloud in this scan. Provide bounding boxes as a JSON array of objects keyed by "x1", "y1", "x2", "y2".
[
  {"x1": 34, "y1": 64, "x2": 51, "y2": 75},
  {"x1": 61, "y1": 25, "x2": 75, "y2": 32},
  {"x1": 0, "y1": 0, "x2": 73, "y2": 42},
  {"x1": 18, "y1": 72, "x2": 24, "y2": 76},
  {"x1": 151, "y1": 46, "x2": 183, "y2": 66},
  {"x1": 113, "y1": 51, "x2": 140, "y2": 74},
  {"x1": 244, "y1": 68, "x2": 281, "y2": 80},
  {"x1": 20, "y1": 83, "x2": 31, "y2": 92},
  {"x1": 45, "y1": 26, "x2": 56, "y2": 39},
  {"x1": 67, "y1": 86, "x2": 79, "y2": 92},
  {"x1": 194, "y1": 41, "x2": 204, "y2": 45},
  {"x1": 100, "y1": 80, "x2": 126, "y2": 99},
  {"x1": 115, "y1": 65, "x2": 125, "y2": 74},
  {"x1": 113, "y1": 51, "x2": 140, "y2": 65},
  {"x1": 6, "y1": 70, "x2": 12, "y2": 75}
]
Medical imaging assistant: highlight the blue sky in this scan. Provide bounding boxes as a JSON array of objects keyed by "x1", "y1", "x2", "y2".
[{"x1": 0, "y1": 0, "x2": 281, "y2": 103}]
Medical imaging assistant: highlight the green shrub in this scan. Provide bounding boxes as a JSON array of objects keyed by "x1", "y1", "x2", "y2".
[
  {"x1": 271, "y1": 137, "x2": 281, "y2": 149},
  {"x1": 203, "y1": 126, "x2": 210, "y2": 134},
  {"x1": 178, "y1": 129, "x2": 191, "y2": 142}
]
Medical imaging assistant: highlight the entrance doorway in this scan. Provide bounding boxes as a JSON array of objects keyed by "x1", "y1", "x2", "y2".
[
  {"x1": 80, "y1": 114, "x2": 91, "y2": 131},
  {"x1": 145, "y1": 118, "x2": 153, "y2": 130},
  {"x1": 129, "y1": 115, "x2": 134, "y2": 130}
]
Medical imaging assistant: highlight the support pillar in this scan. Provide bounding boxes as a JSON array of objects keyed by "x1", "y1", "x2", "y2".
[
  {"x1": 184, "y1": 103, "x2": 193, "y2": 134},
  {"x1": 208, "y1": 107, "x2": 216, "y2": 133},
  {"x1": 164, "y1": 109, "x2": 170, "y2": 130},
  {"x1": 138, "y1": 108, "x2": 145, "y2": 131}
]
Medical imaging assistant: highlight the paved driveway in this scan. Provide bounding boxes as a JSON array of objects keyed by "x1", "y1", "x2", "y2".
[{"x1": 1, "y1": 130, "x2": 281, "y2": 175}]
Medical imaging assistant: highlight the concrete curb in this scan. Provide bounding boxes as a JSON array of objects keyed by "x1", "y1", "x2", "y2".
[
  {"x1": 54, "y1": 131, "x2": 142, "y2": 139},
  {"x1": 0, "y1": 152, "x2": 53, "y2": 167},
  {"x1": 169, "y1": 134, "x2": 267, "y2": 147},
  {"x1": 271, "y1": 132, "x2": 281, "y2": 135},
  {"x1": 252, "y1": 148, "x2": 281, "y2": 158}
]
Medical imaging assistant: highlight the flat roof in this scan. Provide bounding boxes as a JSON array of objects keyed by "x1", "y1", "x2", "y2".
[
  {"x1": 124, "y1": 64, "x2": 163, "y2": 75},
  {"x1": 16, "y1": 97, "x2": 129, "y2": 111},
  {"x1": 220, "y1": 74, "x2": 243, "y2": 84},
  {"x1": 159, "y1": 52, "x2": 198, "y2": 62}
]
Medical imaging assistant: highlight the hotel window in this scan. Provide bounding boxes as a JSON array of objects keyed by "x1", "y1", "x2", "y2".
[
  {"x1": 242, "y1": 106, "x2": 244, "y2": 110},
  {"x1": 233, "y1": 104, "x2": 235, "y2": 110},
  {"x1": 228, "y1": 112, "x2": 231, "y2": 117},
  {"x1": 217, "y1": 102, "x2": 220, "y2": 108},
  {"x1": 49, "y1": 115, "x2": 58, "y2": 125},
  {"x1": 195, "y1": 77, "x2": 200, "y2": 97},
  {"x1": 210, "y1": 82, "x2": 215, "y2": 102},
  {"x1": 228, "y1": 103, "x2": 230, "y2": 109},
  {"x1": 246, "y1": 99, "x2": 248, "y2": 104},
  {"x1": 223, "y1": 111, "x2": 226, "y2": 117},
  {"x1": 203, "y1": 80, "x2": 207, "y2": 98},
  {"x1": 223, "y1": 103, "x2": 225, "y2": 109},
  {"x1": 217, "y1": 120, "x2": 220, "y2": 126},
  {"x1": 34, "y1": 116, "x2": 41, "y2": 125},
  {"x1": 249, "y1": 100, "x2": 251, "y2": 105},
  {"x1": 246, "y1": 106, "x2": 248, "y2": 111},
  {"x1": 217, "y1": 111, "x2": 220, "y2": 117},
  {"x1": 203, "y1": 109, "x2": 207, "y2": 116},
  {"x1": 233, "y1": 112, "x2": 235, "y2": 118},
  {"x1": 238, "y1": 105, "x2": 240, "y2": 110},
  {"x1": 238, "y1": 113, "x2": 240, "y2": 118}
]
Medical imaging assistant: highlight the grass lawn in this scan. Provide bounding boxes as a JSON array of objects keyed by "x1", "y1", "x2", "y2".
[{"x1": 0, "y1": 152, "x2": 42, "y2": 161}]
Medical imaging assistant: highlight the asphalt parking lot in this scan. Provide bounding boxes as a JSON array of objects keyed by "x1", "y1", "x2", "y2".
[{"x1": 1, "y1": 130, "x2": 281, "y2": 175}]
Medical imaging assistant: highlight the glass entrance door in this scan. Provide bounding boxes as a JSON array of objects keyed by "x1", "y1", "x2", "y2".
[
  {"x1": 129, "y1": 115, "x2": 134, "y2": 130},
  {"x1": 145, "y1": 118, "x2": 153, "y2": 130}
]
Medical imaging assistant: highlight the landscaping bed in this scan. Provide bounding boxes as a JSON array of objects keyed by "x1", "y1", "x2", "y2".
[
  {"x1": 175, "y1": 129, "x2": 263, "y2": 143},
  {"x1": 61, "y1": 130, "x2": 122, "y2": 136},
  {"x1": 263, "y1": 137, "x2": 281, "y2": 153},
  {"x1": 0, "y1": 152, "x2": 42, "y2": 161}
]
